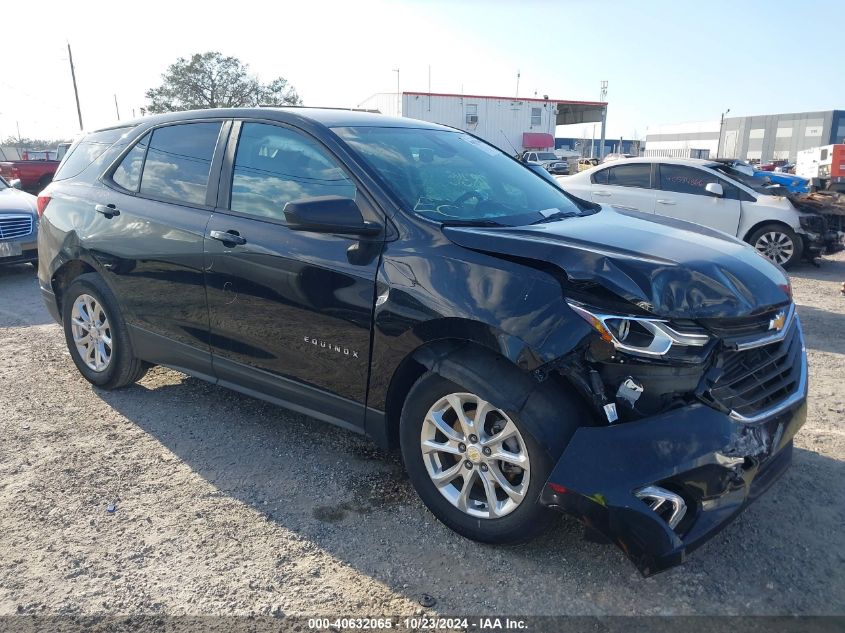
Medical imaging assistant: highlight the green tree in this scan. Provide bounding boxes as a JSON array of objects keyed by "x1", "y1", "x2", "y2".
[{"x1": 144, "y1": 51, "x2": 302, "y2": 114}]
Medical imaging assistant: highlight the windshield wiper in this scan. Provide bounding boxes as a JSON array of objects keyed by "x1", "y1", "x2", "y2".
[
  {"x1": 529, "y1": 211, "x2": 581, "y2": 224},
  {"x1": 440, "y1": 218, "x2": 507, "y2": 227}
]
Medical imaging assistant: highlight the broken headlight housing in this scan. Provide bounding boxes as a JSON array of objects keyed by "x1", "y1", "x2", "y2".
[{"x1": 567, "y1": 301, "x2": 710, "y2": 358}]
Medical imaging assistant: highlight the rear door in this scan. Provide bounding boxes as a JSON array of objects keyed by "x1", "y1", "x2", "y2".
[
  {"x1": 203, "y1": 120, "x2": 385, "y2": 430},
  {"x1": 99, "y1": 119, "x2": 229, "y2": 378},
  {"x1": 654, "y1": 163, "x2": 742, "y2": 235},
  {"x1": 589, "y1": 162, "x2": 655, "y2": 212}
]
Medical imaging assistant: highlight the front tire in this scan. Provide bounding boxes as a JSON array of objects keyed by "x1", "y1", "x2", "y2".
[
  {"x1": 61, "y1": 273, "x2": 147, "y2": 389},
  {"x1": 748, "y1": 224, "x2": 802, "y2": 269},
  {"x1": 400, "y1": 371, "x2": 564, "y2": 544}
]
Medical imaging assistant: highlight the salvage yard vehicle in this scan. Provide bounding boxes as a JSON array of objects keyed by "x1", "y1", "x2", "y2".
[
  {"x1": 558, "y1": 157, "x2": 827, "y2": 268},
  {"x1": 796, "y1": 144, "x2": 845, "y2": 192},
  {"x1": 37, "y1": 108, "x2": 807, "y2": 576},
  {"x1": 0, "y1": 143, "x2": 71, "y2": 194},
  {"x1": 0, "y1": 175, "x2": 38, "y2": 265},
  {"x1": 520, "y1": 150, "x2": 569, "y2": 175}
]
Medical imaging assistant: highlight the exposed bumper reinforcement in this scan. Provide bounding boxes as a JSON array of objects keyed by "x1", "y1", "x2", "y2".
[{"x1": 541, "y1": 398, "x2": 807, "y2": 576}]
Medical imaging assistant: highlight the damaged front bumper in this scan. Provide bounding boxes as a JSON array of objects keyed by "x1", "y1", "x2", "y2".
[{"x1": 540, "y1": 344, "x2": 808, "y2": 576}]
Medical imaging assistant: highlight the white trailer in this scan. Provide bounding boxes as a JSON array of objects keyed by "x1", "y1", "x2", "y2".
[{"x1": 401, "y1": 92, "x2": 607, "y2": 157}]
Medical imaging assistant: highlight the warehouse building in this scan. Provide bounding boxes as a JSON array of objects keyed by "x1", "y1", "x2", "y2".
[
  {"x1": 645, "y1": 110, "x2": 845, "y2": 163},
  {"x1": 400, "y1": 92, "x2": 608, "y2": 156}
]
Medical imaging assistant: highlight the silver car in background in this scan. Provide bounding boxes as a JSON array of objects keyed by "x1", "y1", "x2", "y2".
[{"x1": 0, "y1": 176, "x2": 38, "y2": 266}]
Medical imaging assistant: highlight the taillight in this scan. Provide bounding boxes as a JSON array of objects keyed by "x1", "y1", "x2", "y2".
[{"x1": 36, "y1": 195, "x2": 51, "y2": 218}]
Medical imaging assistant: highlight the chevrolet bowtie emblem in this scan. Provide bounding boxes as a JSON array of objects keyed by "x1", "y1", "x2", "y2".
[{"x1": 769, "y1": 311, "x2": 786, "y2": 332}]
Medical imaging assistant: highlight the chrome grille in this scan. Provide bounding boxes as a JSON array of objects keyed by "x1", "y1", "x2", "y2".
[
  {"x1": 0, "y1": 215, "x2": 34, "y2": 239},
  {"x1": 707, "y1": 319, "x2": 803, "y2": 420}
]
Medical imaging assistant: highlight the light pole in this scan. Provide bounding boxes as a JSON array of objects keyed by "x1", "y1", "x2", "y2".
[
  {"x1": 393, "y1": 68, "x2": 400, "y2": 116},
  {"x1": 717, "y1": 108, "x2": 730, "y2": 158}
]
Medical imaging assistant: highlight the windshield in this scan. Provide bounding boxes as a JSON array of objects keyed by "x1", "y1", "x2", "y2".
[
  {"x1": 333, "y1": 126, "x2": 589, "y2": 225},
  {"x1": 712, "y1": 165, "x2": 771, "y2": 195},
  {"x1": 0, "y1": 176, "x2": 7, "y2": 190}
]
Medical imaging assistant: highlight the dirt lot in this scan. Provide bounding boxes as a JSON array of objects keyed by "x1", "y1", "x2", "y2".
[{"x1": 0, "y1": 254, "x2": 843, "y2": 618}]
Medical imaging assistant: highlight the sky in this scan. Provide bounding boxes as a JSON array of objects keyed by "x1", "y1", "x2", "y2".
[{"x1": 2, "y1": 0, "x2": 843, "y2": 143}]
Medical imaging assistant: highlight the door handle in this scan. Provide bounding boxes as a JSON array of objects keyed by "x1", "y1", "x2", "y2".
[
  {"x1": 656, "y1": 199, "x2": 677, "y2": 205},
  {"x1": 209, "y1": 229, "x2": 247, "y2": 246},
  {"x1": 593, "y1": 191, "x2": 612, "y2": 197},
  {"x1": 95, "y1": 203, "x2": 120, "y2": 217}
]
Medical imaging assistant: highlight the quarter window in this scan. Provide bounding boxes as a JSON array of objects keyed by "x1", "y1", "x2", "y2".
[
  {"x1": 230, "y1": 122, "x2": 356, "y2": 221},
  {"x1": 605, "y1": 163, "x2": 650, "y2": 188},
  {"x1": 659, "y1": 164, "x2": 718, "y2": 196},
  {"x1": 138, "y1": 122, "x2": 222, "y2": 206}
]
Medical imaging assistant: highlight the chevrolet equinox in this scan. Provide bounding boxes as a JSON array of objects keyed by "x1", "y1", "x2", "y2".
[{"x1": 37, "y1": 108, "x2": 807, "y2": 575}]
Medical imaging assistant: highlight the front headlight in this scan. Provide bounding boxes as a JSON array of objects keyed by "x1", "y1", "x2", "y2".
[{"x1": 567, "y1": 301, "x2": 710, "y2": 358}]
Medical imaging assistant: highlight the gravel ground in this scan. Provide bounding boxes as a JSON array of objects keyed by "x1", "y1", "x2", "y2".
[{"x1": 0, "y1": 253, "x2": 843, "y2": 618}]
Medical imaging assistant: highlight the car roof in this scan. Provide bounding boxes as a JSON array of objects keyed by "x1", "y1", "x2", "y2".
[
  {"x1": 91, "y1": 107, "x2": 451, "y2": 134},
  {"x1": 597, "y1": 156, "x2": 720, "y2": 168}
]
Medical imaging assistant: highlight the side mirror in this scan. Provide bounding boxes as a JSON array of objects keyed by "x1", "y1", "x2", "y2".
[
  {"x1": 705, "y1": 182, "x2": 724, "y2": 197},
  {"x1": 284, "y1": 196, "x2": 381, "y2": 236},
  {"x1": 9, "y1": 179, "x2": 22, "y2": 190}
]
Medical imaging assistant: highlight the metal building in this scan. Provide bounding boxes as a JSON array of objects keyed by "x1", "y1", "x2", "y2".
[
  {"x1": 401, "y1": 92, "x2": 608, "y2": 156},
  {"x1": 645, "y1": 110, "x2": 845, "y2": 163}
]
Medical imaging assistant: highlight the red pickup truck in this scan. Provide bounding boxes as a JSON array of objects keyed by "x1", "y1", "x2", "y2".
[{"x1": 0, "y1": 143, "x2": 71, "y2": 193}]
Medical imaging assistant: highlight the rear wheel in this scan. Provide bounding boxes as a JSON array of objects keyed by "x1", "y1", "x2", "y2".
[
  {"x1": 748, "y1": 224, "x2": 802, "y2": 269},
  {"x1": 400, "y1": 371, "x2": 571, "y2": 544},
  {"x1": 61, "y1": 273, "x2": 147, "y2": 389}
]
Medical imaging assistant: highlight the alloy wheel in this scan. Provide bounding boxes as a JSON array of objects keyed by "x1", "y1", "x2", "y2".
[
  {"x1": 420, "y1": 392, "x2": 530, "y2": 519},
  {"x1": 70, "y1": 293, "x2": 113, "y2": 372},
  {"x1": 754, "y1": 231, "x2": 794, "y2": 266}
]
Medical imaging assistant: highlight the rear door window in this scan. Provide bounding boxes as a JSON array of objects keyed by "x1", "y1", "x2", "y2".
[
  {"x1": 605, "y1": 163, "x2": 651, "y2": 188},
  {"x1": 138, "y1": 122, "x2": 222, "y2": 206},
  {"x1": 112, "y1": 133, "x2": 149, "y2": 192}
]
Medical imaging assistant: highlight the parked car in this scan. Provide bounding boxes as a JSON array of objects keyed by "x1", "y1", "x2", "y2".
[
  {"x1": 558, "y1": 157, "x2": 825, "y2": 267},
  {"x1": 0, "y1": 175, "x2": 38, "y2": 265},
  {"x1": 774, "y1": 163, "x2": 795, "y2": 174},
  {"x1": 577, "y1": 157, "x2": 599, "y2": 172},
  {"x1": 38, "y1": 108, "x2": 806, "y2": 576},
  {"x1": 600, "y1": 152, "x2": 634, "y2": 163},
  {"x1": 0, "y1": 142, "x2": 72, "y2": 194},
  {"x1": 520, "y1": 151, "x2": 569, "y2": 175}
]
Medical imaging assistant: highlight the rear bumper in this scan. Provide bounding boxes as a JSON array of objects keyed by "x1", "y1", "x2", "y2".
[
  {"x1": 40, "y1": 284, "x2": 61, "y2": 324},
  {"x1": 541, "y1": 385, "x2": 807, "y2": 576}
]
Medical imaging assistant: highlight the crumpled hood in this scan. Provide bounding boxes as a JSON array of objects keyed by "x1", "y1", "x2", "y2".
[{"x1": 443, "y1": 206, "x2": 791, "y2": 319}]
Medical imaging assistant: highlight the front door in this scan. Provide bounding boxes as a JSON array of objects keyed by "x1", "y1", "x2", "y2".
[
  {"x1": 204, "y1": 121, "x2": 384, "y2": 430},
  {"x1": 654, "y1": 163, "x2": 742, "y2": 235}
]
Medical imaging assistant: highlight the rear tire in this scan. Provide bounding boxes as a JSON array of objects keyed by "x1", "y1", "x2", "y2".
[
  {"x1": 61, "y1": 273, "x2": 147, "y2": 389},
  {"x1": 748, "y1": 224, "x2": 802, "y2": 269},
  {"x1": 400, "y1": 370, "x2": 575, "y2": 545}
]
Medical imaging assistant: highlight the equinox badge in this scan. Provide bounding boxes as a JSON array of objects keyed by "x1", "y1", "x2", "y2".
[{"x1": 303, "y1": 336, "x2": 359, "y2": 359}]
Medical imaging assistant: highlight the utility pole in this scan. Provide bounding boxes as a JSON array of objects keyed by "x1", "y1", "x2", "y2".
[
  {"x1": 598, "y1": 80, "x2": 608, "y2": 160},
  {"x1": 392, "y1": 68, "x2": 400, "y2": 116},
  {"x1": 67, "y1": 42, "x2": 84, "y2": 130},
  {"x1": 114, "y1": 94, "x2": 120, "y2": 121},
  {"x1": 717, "y1": 108, "x2": 730, "y2": 157}
]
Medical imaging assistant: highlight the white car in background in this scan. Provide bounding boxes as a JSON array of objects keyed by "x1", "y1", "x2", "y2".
[{"x1": 556, "y1": 157, "x2": 825, "y2": 268}]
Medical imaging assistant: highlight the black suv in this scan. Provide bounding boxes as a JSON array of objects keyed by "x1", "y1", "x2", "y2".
[{"x1": 37, "y1": 108, "x2": 807, "y2": 575}]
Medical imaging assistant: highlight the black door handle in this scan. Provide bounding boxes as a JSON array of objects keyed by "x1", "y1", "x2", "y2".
[
  {"x1": 209, "y1": 229, "x2": 247, "y2": 246},
  {"x1": 95, "y1": 203, "x2": 120, "y2": 217}
]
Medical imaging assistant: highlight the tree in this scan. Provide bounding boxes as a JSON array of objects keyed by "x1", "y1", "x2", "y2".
[{"x1": 144, "y1": 52, "x2": 302, "y2": 114}]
